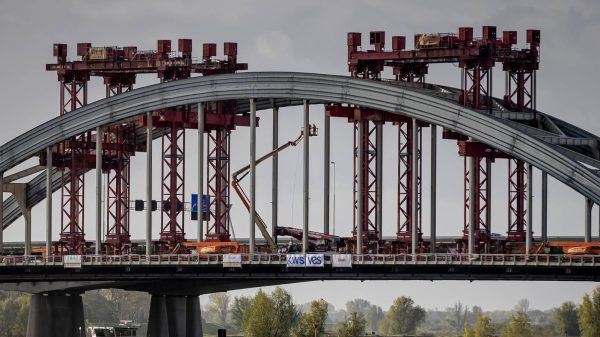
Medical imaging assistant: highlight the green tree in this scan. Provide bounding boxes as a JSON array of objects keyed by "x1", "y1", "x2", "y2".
[
  {"x1": 378, "y1": 296, "x2": 425, "y2": 335},
  {"x1": 0, "y1": 295, "x2": 30, "y2": 337},
  {"x1": 82, "y1": 291, "x2": 119, "y2": 325},
  {"x1": 578, "y1": 286, "x2": 600, "y2": 337},
  {"x1": 501, "y1": 311, "x2": 532, "y2": 337},
  {"x1": 471, "y1": 306, "x2": 483, "y2": 324},
  {"x1": 337, "y1": 312, "x2": 367, "y2": 337},
  {"x1": 229, "y1": 295, "x2": 252, "y2": 333},
  {"x1": 448, "y1": 301, "x2": 469, "y2": 332},
  {"x1": 514, "y1": 298, "x2": 530, "y2": 313},
  {"x1": 292, "y1": 299, "x2": 328, "y2": 337},
  {"x1": 243, "y1": 290, "x2": 273, "y2": 337},
  {"x1": 345, "y1": 298, "x2": 384, "y2": 332},
  {"x1": 98, "y1": 289, "x2": 149, "y2": 323},
  {"x1": 205, "y1": 292, "x2": 230, "y2": 328},
  {"x1": 554, "y1": 301, "x2": 580, "y2": 336},
  {"x1": 473, "y1": 313, "x2": 495, "y2": 337},
  {"x1": 243, "y1": 287, "x2": 299, "y2": 337},
  {"x1": 463, "y1": 322, "x2": 474, "y2": 337},
  {"x1": 83, "y1": 289, "x2": 150, "y2": 326}
]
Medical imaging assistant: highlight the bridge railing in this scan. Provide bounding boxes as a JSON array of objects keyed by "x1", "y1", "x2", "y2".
[{"x1": 0, "y1": 253, "x2": 598, "y2": 267}]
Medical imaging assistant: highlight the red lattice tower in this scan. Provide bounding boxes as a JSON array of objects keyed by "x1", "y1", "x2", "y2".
[
  {"x1": 463, "y1": 157, "x2": 490, "y2": 242},
  {"x1": 352, "y1": 119, "x2": 380, "y2": 241},
  {"x1": 346, "y1": 31, "x2": 427, "y2": 250},
  {"x1": 204, "y1": 101, "x2": 236, "y2": 242},
  {"x1": 501, "y1": 30, "x2": 540, "y2": 241},
  {"x1": 102, "y1": 74, "x2": 136, "y2": 254},
  {"x1": 49, "y1": 44, "x2": 92, "y2": 254},
  {"x1": 458, "y1": 27, "x2": 495, "y2": 110},
  {"x1": 160, "y1": 111, "x2": 187, "y2": 245},
  {"x1": 396, "y1": 120, "x2": 422, "y2": 242},
  {"x1": 507, "y1": 159, "x2": 527, "y2": 241}
]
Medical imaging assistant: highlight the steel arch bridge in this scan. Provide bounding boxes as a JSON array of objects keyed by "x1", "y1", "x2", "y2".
[
  {"x1": 0, "y1": 72, "x2": 599, "y2": 337},
  {"x1": 1, "y1": 72, "x2": 599, "y2": 228}
]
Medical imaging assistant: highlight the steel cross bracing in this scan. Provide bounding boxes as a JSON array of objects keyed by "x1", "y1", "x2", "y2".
[
  {"x1": 352, "y1": 120, "x2": 379, "y2": 242},
  {"x1": 45, "y1": 40, "x2": 248, "y2": 253},
  {"x1": 160, "y1": 121, "x2": 186, "y2": 246},
  {"x1": 2, "y1": 73, "x2": 599, "y2": 253},
  {"x1": 205, "y1": 102, "x2": 234, "y2": 242},
  {"x1": 508, "y1": 159, "x2": 528, "y2": 241},
  {"x1": 103, "y1": 76, "x2": 136, "y2": 254},
  {"x1": 463, "y1": 157, "x2": 491, "y2": 243},
  {"x1": 396, "y1": 121, "x2": 423, "y2": 243},
  {"x1": 55, "y1": 67, "x2": 91, "y2": 254}
]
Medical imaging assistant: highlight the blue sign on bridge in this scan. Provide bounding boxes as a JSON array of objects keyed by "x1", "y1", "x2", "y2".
[{"x1": 191, "y1": 194, "x2": 209, "y2": 221}]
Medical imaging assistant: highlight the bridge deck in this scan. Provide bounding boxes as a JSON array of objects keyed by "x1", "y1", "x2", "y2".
[{"x1": 2, "y1": 253, "x2": 598, "y2": 267}]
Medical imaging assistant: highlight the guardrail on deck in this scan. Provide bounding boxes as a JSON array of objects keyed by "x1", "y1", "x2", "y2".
[{"x1": 0, "y1": 253, "x2": 598, "y2": 267}]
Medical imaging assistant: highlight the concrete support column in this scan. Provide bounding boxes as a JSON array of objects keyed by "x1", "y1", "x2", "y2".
[
  {"x1": 71, "y1": 294, "x2": 85, "y2": 337},
  {"x1": 526, "y1": 164, "x2": 533, "y2": 255},
  {"x1": 198, "y1": 103, "x2": 205, "y2": 242},
  {"x1": 303, "y1": 100, "x2": 310, "y2": 253},
  {"x1": 468, "y1": 156, "x2": 476, "y2": 255},
  {"x1": 186, "y1": 296, "x2": 203, "y2": 337},
  {"x1": 356, "y1": 120, "x2": 365, "y2": 254},
  {"x1": 249, "y1": 99, "x2": 257, "y2": 254},
  {"x1": 148, "y1": 295, "x2": 203, "y2": 337},
  {"x1": 96, "y1": 126, "x2": 102, "y2": 255},
  {"x1": 26, "y1": 294, "x2": 49, "y2": 337},
  {"x1": 324, "y1": 112, "x2": 330, "y2": 235},
  {"x1": 272, "y1": 104, "x2": 279, "y2": 239},
  {"x1": 166, "y1": 296, "x2": 187, "y2": 337},
  {"x1": 430, "y1": 125, "x2": 437, "y2": 253},
  {"x1": 375, "y1": 123, "x2": 383, "y2": 240},
  {"x1": 148, "y1": 295, "x2": 169, "y2": 337},
  {"x1": 26, "y1": 293, "x2": 85, "y2": 337},
  {"x1": 585, "y1": 198, "x2": 593, "y2": 243},
  {"x1": 411, "y1": 118, "x2": 419, "y2": 254},
  {"x1": 146, "y1": 112, "x2": 153, "y2": 255},
  {"x1": 541, "y1": 172, "x2": 548, "y2": 242},
  {"x1": 46, "y1": 147, "x2": 53, "y2": 255}
]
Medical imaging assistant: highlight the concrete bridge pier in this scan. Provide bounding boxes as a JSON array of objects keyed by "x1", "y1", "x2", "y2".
[
  {"x1": 148, "y1": 295, "x2": 203, "y2": 337},
  {"x1": 26, "y1": 293, "x2": 85, "y2": 337}
]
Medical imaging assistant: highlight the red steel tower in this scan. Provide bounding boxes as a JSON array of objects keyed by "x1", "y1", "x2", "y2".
[{"x1": 47, "y1": 39, "x2": 247, "y2": 254}]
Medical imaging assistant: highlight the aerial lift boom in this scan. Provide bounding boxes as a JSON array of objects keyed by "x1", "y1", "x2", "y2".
[{"x1": 232, "y1": 126, "x2": 318, "y2": 249}]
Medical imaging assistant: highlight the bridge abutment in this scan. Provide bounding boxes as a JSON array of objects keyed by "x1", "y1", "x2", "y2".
[
  {"x1": 26, "y1": 293, "x2": 85, "y2": 337},
  {"x1": 148, "y1": 294, "x2": 203, "y2": 337}
]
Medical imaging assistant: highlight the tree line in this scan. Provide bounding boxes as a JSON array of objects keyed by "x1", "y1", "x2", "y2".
[
  {"x1": 0, "y1": 285, "x2": 598, "y2": 336},
  {"x1": 206, "y1": 288, "x2": 426, "y2": 337},
  {"x1": 205, "y1": 286, "x2": 600, "y2": 337}
]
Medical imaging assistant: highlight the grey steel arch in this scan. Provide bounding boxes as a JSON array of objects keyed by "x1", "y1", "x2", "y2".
[{"x1": 1, "y1": 72, "x2": 599, "y2": 222}]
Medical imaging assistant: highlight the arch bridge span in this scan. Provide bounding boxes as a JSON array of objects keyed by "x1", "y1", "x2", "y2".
[{"x1": 1, "y1": 72, "x2": 598, "y2": 229}]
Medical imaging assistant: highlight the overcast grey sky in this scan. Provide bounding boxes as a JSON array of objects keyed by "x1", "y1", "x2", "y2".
[{"x1": 1, "y1": 0, "x2": 599, "y2": 311}]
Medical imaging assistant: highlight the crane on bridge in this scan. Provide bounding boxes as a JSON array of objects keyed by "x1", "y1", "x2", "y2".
[{"x1": 231, "y1": 125, "x2": 341, "y2": 251}]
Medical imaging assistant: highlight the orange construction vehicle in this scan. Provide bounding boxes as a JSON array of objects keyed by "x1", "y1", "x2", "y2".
[
  {"x1": 182, "y1": 241, "x2": 240, "y2": 254},
  {"x1": 546, "y1": 242, "x2": 600, "y2": 255},
  {"x1": 31, "y1": 247, "x2": 47, "y2": 257}
]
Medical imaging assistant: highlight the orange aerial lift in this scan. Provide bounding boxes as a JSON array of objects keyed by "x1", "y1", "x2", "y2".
[{"x1": 232, "y1": 126, "x2": 318, "y2": 249}]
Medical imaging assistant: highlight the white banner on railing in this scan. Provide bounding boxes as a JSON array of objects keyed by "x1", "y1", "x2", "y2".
[
  {"x1": 223, "y1": 254, "x2": 242, "y2": 268},
  {"x1": 332, "y1": 254, "x2": 353, "y2": 268},
  {"x1": 306, "y1": 254, "x2": 325, "y2": 267},
  {"x1": 286, "y1": 254, "x2": 306, "y2": 267},
  {"x1": 64, "y1": 255, "x2": 82, "y2": 268}
]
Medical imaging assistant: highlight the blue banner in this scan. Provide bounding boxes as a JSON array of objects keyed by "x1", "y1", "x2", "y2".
[
  {"x1": 191, "y1": 194, "x2": 209, "y2": 213},
  {"x1": 286, "y1": 254, "x2": 306, "y2": 267}
]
